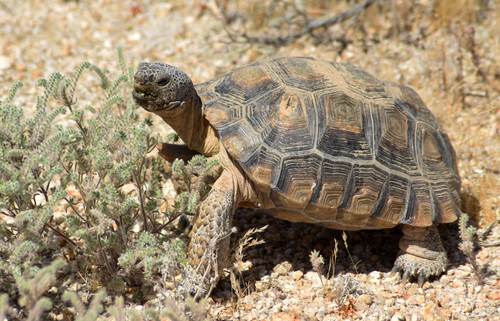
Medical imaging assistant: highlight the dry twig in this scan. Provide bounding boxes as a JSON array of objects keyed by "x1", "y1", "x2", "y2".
[{"x1": 219, "y1": 0, "x2": 375, "y2": 46}]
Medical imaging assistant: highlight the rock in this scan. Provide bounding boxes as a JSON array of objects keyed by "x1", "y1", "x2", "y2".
[
  {"x1": 407, "y1": 294, "x2": 425, "y2": 306},
  {"x1": 422, "y1": 302, "x2": 449, "y2": 321},
  {"x1": 438, "y1": 296, "x2": 451, "y2": 305},
  {"x1": 487, "y1": 292, "x2": 500, "y2": 300},
  {"x1": 451, "y1": 279, "x2": 465, "y2": 288},
  {"x1": 292, "y1": 270, "x2": 304, "y2": 281},
  {"x1": 368, "y1": 271, "x2": 383, "y2": 279},
  {"x1": 273, "y1": 261, "x2": 293, "y2": 276},
  {"x1": 283, "y1": 281, "x2": 297, "y2": 293},
  {"x1": 271, "y1": 312, "x2": 297, "y2": 321},
  {"x1": 255, "y1": 281, "x2": 269, "y2": 291},
  {"x1": 477, "y1": 251, "x2": 488, "y2": 260},
  {"x1": 391, "y1": 312, "x2": 405, "y2": 321},
  {"x1": 355, "y1": 294, "x2": 373, "y2": 311},
  {"x1": 304, "y1": 271, "x2": 325, "y2": 287},
  {"x1": 368, "y1": 271, "x2": 383, "y2": 285}
]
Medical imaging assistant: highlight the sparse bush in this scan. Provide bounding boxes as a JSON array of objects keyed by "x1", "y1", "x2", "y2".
[{"x1": 0, "y1": 48, "x2": 209, "y2": 319}]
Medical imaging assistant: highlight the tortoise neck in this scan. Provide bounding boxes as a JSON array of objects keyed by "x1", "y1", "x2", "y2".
[{"x1": 155, "y1": 89, "x2": 220, "y2": 157}]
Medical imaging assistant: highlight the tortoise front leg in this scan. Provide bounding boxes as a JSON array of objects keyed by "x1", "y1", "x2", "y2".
[
  {"x1": 187, "y1": 170, "x2": 238, "y2": 298},
  {"x1": 392, "y1": 225, "x2": 448, "y2": 286}
]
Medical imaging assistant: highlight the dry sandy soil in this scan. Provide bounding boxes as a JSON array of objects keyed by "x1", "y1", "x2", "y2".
[{"x1": 0, "y1": 0, "x2": 499, "y2": 320}]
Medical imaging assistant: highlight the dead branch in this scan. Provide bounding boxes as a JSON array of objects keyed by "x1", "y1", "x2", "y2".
[{"x1": 221, "y1": 0, "x2": 375, "y2": 46}]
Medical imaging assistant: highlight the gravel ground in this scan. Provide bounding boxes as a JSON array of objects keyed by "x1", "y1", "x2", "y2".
[
  {"x1": 207, "y1": 210, "x2": 500, "y2": 320},
  {"x1": 0, "y1": 0, "x2": 499, "y2": 320}
]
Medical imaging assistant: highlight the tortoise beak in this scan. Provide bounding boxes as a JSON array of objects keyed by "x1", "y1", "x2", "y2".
[
  {"x1": 132, "y1": 85, "x2": 150, "y2": 103},
  {"x1": 132, "y1": 84, "x2": 160, "y2": 112},
  {"x1": 132, "y1": 89, "x2": 145, "y2": 101}
]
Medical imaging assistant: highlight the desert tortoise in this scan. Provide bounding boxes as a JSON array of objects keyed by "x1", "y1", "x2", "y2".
[{"x1": 133, "y1": 57, "x2": 461, "y2": 292}]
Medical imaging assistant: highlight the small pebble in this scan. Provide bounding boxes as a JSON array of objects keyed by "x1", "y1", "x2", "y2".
[
  {"x1": 407, "y1": 294, "x2": 425, "y2": 306},
  {"x1": 355, "y1": 294, "x2": 373, "y2": 311},
  {"x1": 391, "y1": 312, "x2": 405, "y2": 321},
  {"x1": 292, "y1": 270, "x2": 304, "y2": 281},
  {"x1": 273, "y1": 261, "x2": 293, "y2": 275},
  {"x1": 487, "y1": 292, "x2": 500, "y2": 300}
]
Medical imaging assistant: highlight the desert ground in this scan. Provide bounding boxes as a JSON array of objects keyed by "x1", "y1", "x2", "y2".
[{"x1": 0, "y1": 0, "x2": 498, "y2": 320}]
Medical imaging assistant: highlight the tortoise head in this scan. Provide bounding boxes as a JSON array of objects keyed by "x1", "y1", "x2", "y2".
[{"x1": 133, "y1": 62, "x2": 194, "y2": 113}]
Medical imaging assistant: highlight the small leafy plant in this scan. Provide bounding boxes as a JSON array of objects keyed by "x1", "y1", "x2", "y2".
[{"x1": 458, "y1": 213, "x2": 483, "y2": 284}]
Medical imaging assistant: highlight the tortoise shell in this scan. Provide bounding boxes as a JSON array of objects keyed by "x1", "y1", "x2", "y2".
[{"x1": 196, "y1": 57, "x2": 460, "y2": 230}]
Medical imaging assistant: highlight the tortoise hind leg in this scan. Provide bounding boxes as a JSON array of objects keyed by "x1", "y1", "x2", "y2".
[{"x1": 392, "y1": 225, "x2": 448, "y2": 285}]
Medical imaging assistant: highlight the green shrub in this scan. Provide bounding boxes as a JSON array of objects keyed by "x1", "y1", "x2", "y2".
[{"x1": 0, "y1": 48, "x2": 208, "y2": 319}]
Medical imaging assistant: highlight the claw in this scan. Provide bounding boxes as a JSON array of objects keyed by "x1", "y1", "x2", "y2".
[
  {"x1": 402, "y1": 270, "x2": 410, "y2": 284},
  {"x1": 417, "y1": 273, "x2": 425, "y2": 287},
  {"x1": 389, "y1": 266, "x2": 402, "y2": 277}
]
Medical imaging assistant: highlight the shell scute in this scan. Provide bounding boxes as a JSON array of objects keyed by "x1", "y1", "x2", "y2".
[
  {"x1": 214, "y1": 63, "x2": 280, "y2": 102},
  {"x1": 272, "y1": 57, "x2": 333, "y2": 91},
  {"x1": 271, "y1": 154, "x2": 322, "y2": 209},
  {"x1": 316, "y1": 91, "x2": 372, "y2": 160},
  {"x1": 261, "y1": 91, "x2": 315, "y2": 154},
  {"x1": 375, "y1": 105, "x2": 420, "y2": 174}
]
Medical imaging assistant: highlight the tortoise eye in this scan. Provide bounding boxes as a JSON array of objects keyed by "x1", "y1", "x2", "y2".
[{"x1": 157, "y1": 77, "x2": 170, "y2": 86}]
